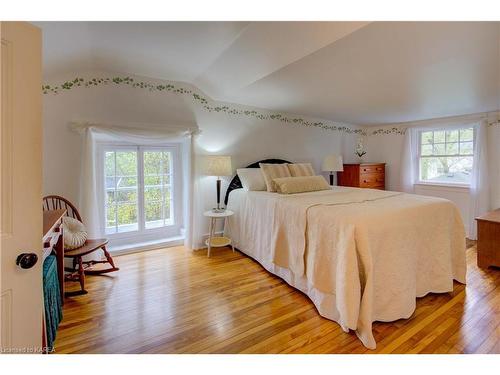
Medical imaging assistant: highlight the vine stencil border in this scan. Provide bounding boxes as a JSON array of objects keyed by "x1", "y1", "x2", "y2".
[{"x1": 42, "y1": 76, "x2": 408, "y2": 136}]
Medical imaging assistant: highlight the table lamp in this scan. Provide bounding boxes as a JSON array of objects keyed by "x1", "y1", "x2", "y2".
[
  {"x1": 322, "y1": 155, "x2": 343, "y2": 185},
  {"x1": 202, "y1": 155, "x2": 232, "y2": 212}
]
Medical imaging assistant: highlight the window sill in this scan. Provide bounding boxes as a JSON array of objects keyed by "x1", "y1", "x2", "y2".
[
  {"x1": 414, "y1": 182, "x2": 470, "y2": 191},
  {"x1": 108, "y1": 235, "x2": 185, "y2": 256}
]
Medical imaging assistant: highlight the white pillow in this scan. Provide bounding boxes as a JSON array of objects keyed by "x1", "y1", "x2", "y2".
[
  {"x1": 237, "y1": 168, "x2": 267, "y2": 191},
  {"x1": 62, "y1": 216, "x2": 88, "y2": 250}
]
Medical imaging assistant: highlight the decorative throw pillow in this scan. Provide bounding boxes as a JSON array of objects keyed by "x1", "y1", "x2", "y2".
[
  {"x1": 237, "y1": 168, "x2": 267, "y2": 191},
  {"x1": 272, "y1": 175, "x2": 330, "y2": 194},
  {"x1": 259, "y1": 163, "x2": 292, "y2": 192},
  {"x1": 62, "y1": 216, "x2": 88, "y2": 250},
  {"x1": 288, "y1": 163, "x2": 315, "y2": 177}
]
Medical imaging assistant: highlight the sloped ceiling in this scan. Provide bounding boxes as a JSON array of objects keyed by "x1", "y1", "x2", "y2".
[{"x1": 36, "y1": 21, "x2": 500, "y2": 125}]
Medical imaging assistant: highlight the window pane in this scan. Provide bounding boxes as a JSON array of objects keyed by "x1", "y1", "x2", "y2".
[
  {"x1": 144, "y1": 187, "x2": 161, "y2": 202},
  {"x1": 164, "y1": 187, "x2": 172, "y2": 221},
  {"x1": 144, "y1": 151, "x2": 162, "y2": 175},
  {"x1": 164, "y1": 186, "x2": 171, "y2": 202},
  {"x1": 105, "y1": 152, "x2": 115, "y2": 176},
  {"x1": 116, "y1": 151, "x2": 137, "y2": 176},
  {"x1": 144, "y1": 175, "x2": 161, "y2": 186},
  {"x1": 144, "y1": 175, "x2": 170, "y2": 187},
  {"x1": 117, "y1": 176, "x2": 137, "y2": 188},
  {"x1": 105, "y1": 150, "x2": 138, "y2": 234},
  {"x1": 162, "y1": 152, "x2": 171, "y2": 175},
  {"x1": 421, "y1": 131, "x2": 433, "y2": 145},
  {"x1": 162, "y1": 174, "x2": 171, "y2": 185},
  {"x1": 460, "y1": 141, "x2": 473, "y2": 155},
  {"x1": 116, "y1": 190, "x2": 137, "y2": 203},
  {"x1": 145, "y1": 202, "x2": 163, "y2": 228},
  {"x1": 446, "y1": 142, "x2": 458, "y2": 155},
  {"x1": 145, "y1": 184, "x2": 165, "y2": 228},
  {"x1": 420, "y1": 156, "x2": 473, "y2": 184},
  {"x1": 164, "y1": 199, "x2": 171, "y2": 221},
  {"x1": 460, "y1": 128, "x2": 473, "y2": 141},
  {"x1": 117, "y1": 204, "x2": 138, "y2": 232},
  {"x1": 445, "y1": 130, "x2": 459, "y2": 143},
  {"x1": 106, "y1": 190, "x2": 116, "y2": 205},
  {"x1": 421, "y1": 144, "x2": 433, "y2": 156},
  {"x1": 106, "y1": 204, "x2": 116, "y2": 232},
  {"x1": 434, "y1": 131, "x2": 445, "y2": 143},
  {"x1": 144, "y1": 151, "x2": 171, "y2": 175},
  {"x1": 433, "y1": 143, "x2": 446, "y2": 155},
  {"x1": 105, "y1": 176, "x2": 115, "y2": 190},
  {"x1": 144, "y1": 151, "x2": 174, "y2": 228}
]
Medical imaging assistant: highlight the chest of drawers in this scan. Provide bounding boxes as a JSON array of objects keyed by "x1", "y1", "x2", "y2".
[{"x1": 337, "y1": 163, "x2": 385, "y2": 190}]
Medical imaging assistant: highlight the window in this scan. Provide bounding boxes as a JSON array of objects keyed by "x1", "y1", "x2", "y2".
[
  {"x1": 99, "y1": 144, "x2": 182, "y2": 245},
  {"x1": 418, "y1": 127, "x2": 474, "y2": 185},
  {"x1": 143, "y1": 151, "x2": 174, "y2": 229},
  {"x1": 105, "y1": 149, "x2": 139, "y2": 233}
]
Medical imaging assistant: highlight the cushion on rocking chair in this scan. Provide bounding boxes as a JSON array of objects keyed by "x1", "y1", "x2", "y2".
[{"x1": 62, "y1": 216, "x2": 88, "y2": 250}]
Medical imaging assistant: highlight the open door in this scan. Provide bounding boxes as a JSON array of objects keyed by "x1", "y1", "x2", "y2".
[{"x1": 1, "y1": 22, "x2": 43, "y2": 353}]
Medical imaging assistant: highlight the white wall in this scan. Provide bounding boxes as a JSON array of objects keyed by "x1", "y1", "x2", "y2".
[
  {"x1": 363, "y1": 132, "x2": 406, "y2": 191},
  {"x1": 43, "y1": 71, "x2": 362, "y2": 248}
]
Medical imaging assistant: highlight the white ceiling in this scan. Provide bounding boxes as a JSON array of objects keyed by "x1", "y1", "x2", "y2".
[{"x1": 36, "y1": 21, "x2": 499, "y2": 125}]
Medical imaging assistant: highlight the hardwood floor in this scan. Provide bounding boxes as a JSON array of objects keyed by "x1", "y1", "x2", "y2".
[{"x1": 54, "y1": 243, "x2": 499, "y2": 354}]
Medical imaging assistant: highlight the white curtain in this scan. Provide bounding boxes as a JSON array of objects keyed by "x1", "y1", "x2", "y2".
[
  {"x1": 399, "y1": 127, "x2": 418, "y2": 193},
  {"x1": 183, "y1": 135, "x2": 196, "y2": 249},
  {"x1": 468, "y1": 120, "x2": 490, "y2": 240},
  {"x1": 72, "y1": 121, "x2": 198, "y2": 247}
]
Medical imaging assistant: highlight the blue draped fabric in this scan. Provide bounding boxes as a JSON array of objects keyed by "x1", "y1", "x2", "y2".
[{"x1": 43, "y1": 255, "x2": 63, "y2": 352}]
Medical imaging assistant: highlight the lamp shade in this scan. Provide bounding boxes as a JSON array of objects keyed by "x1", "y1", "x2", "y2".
[
  {"x1": 202, "y1": 155, "x2": 232, "y2": 176},
  {"x1": 322, "y1": 155, "x2": 343, "y2": 172}
]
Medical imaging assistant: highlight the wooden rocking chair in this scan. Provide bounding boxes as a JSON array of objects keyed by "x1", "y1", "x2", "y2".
[{"x1": 43, "y1": 195, "x2": 119, "y2": 296}]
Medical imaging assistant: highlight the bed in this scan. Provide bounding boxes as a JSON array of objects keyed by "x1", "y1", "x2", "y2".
[{"x1": 224, "y1": 159, "x2": 466, "y2": 349}]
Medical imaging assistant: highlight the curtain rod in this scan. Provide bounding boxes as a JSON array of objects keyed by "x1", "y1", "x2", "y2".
[{"x1": 69, "y1": 120, "x2": 201, "y2": 136}]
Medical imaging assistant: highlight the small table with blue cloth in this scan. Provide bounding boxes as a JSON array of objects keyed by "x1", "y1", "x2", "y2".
[{"x1": 43, "y1": 254, "x2": 63, "y2": 353}]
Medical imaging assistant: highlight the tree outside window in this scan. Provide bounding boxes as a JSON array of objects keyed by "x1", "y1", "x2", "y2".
[{"x1": 419, "y1": 128, "x2": 474, "y2": 185}]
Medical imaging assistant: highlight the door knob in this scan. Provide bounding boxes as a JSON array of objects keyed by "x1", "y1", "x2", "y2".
[{"x1": 16, "y1": 253, "x2": 38, "y2": 269}]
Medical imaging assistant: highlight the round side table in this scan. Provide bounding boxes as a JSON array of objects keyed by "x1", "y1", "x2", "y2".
[{"x1": 203, "y1": 210, "x2": 235, "y2": 257}]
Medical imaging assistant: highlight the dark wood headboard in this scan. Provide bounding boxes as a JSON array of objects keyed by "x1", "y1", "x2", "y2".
[{"x1": 224, "y1": 159, "x2": 291, "y2": 205}]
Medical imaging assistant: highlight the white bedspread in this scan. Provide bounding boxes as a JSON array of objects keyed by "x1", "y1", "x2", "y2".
[{"x1": 226, "y1": 187, "x2": 466, "y2": 349}]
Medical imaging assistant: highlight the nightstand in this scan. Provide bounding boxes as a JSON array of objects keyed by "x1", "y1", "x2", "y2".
[
  {"x1": 203, "y1": 210, "x2": 235, "y2": 257},
  {"x1": 475, "y1": 209, "x2": 500, "y2": 269}
]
